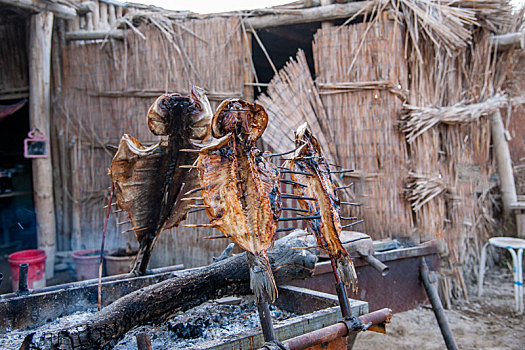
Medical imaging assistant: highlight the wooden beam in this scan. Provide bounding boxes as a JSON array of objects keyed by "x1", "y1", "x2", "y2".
[
  {"x1": 29, "y1": 11, "x2": 57, "y2": 278},
  {"x1": 491, "y1": 110, "x2": 517, "y2": 217},
  {"x1": 65, "y1": 29, "x2": 125, "y2": 41},
  {"x1": 244, "y1": 1, "x2": 374, "y2": 29},
  {"x1": 0, "y1": 0, "x2": 76, "y2": 20},
  {"x1": 492, "y1": 31, "x2": 524, "y2": 51}
]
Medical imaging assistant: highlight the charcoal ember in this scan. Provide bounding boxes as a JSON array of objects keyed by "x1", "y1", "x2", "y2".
[{"x1": 168, "y1": 320, "x2": 209, "y2": 339}]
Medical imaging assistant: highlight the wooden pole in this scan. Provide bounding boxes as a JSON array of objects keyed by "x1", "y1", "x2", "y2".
[
  {"x1": 29, "y1": 11, "x2": 57, "y2": 278},
  {"x1": 0, "y1": 0, "x2": 76, "y2": 20},
  {"x1": 244, "y1": 1, "x2": 374, "y2": 29},
  {"x1": 490, "y1": 110, "x2": 517, "y2": 217}
]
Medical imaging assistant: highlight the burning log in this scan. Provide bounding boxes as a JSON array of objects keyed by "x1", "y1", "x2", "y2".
[{"x1": 23, "y1": 231, "x2": 317, "y2": 350}]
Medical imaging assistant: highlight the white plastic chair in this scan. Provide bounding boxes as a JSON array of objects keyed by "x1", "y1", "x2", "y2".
[{"x1": 478, "y1": 237, "x2": 525, "y2": 314}]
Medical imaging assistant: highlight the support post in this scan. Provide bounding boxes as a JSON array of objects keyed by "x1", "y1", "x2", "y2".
[
  {"x1": 490, "y1": 110, "x2": 517, "y2": 218},
  {"x1": 29, "y1": 11, "x2": 56, "y2": 278}
]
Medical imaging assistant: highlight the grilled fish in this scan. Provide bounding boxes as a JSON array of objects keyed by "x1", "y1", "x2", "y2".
[
  {"x1": 110, "y1": 86, "x2": 212, "y2": 274},
  {"x1": 196, "y1": 99, "x2": 281, "y2": 301},
  {"x1": 284, "y1": 123, "x2": 357, "y2": 291}
]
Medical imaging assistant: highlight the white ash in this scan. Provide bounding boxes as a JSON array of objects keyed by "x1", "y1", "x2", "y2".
[
  {"x1": 0, "y1": 308, "x2": 97, "y2": 349},
  {"x1": 114, "y1": 295, "x2": 294, "y2": 349}
]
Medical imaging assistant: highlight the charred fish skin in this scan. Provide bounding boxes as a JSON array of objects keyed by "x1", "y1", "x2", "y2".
[
  {"x1": 197, "y1": 99, "x2": 281, "y2": 302},
  {"x1": 110, "y1": 86, "x2": 212, "y2": 275},
  {"x1": 285, "y1": 123, "x2": 357, "y2": 292}
]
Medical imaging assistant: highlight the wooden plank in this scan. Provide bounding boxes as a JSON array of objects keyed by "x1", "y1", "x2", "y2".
[
  {"x1": 29, "y1": 11, "x2": 57, "y2": 279},
  {"x1": 0, "y1": 0, "x2": 76, "y2": 20},
  {"x1": 244, "y1": 1, "x2": 374, "y2": 29}
]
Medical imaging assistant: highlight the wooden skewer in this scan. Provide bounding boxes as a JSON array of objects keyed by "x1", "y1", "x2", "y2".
[
  {"x1": 184, "y1": 223, "x2": 216, "y2": 228},
  {"x1": 282, "y1": 194, "x2": 317, "y2": 201},
  {"x1": 189, "y1": 204, "x2": 210, "y2": 209},
  {"x1": 179, "y1": 149, "x2": 200, "y2": 153},
  {"x1": 281, "y1": 207, "x2": 309, "y2": 213},
  {"x1": 280, "y1": 179, "x2": 308, "y2": 187},
  {"x1": 276, "y1": 227, "x2": 295, "y2": 232},
  {"x1": 179, "y1": 165, "x2": 199, "y2": 169},
  {"x1": 340, "y1": 202, "x2": 361, "y2": 206},
  {"x1": 117, "y1": 220, "x2": 131, "y2": 225},
  {"x1": 184, "y1": 187, "x2": 204, "y2": 196},
  {"x1": 204, "y1": 235, "x2": 229, "y2": 239},
  {"x1": 336, "y1": 183, "x2": 354, "y2": 190},
  {"x1": 341, "y1": 219, "x2": 365, "y2": 229},
  {"x1": 280, "y1": 169, "x2": 314, "y2": 176},
  {"x1": 278, "y1": 216, "x2": 321, "y2": 221},
  {"x1": 181, "y1": 197, "x2": 204, "y2": 202}
]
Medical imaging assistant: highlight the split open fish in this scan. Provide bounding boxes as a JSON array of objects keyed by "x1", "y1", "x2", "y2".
[
  {"x1": 195, "y1": 99, "x2": 281, "y2": 301},
  {"x1": 110, "y1": 86, "x2": 212, "y2": 274},
  {"x1": 284, "y1": 123, "x2": 358, "y2": 291}
]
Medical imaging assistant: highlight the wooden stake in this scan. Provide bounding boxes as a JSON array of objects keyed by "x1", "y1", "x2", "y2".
[
  {"x1": 30, "y1": 11, "x2": 56, "y2": 278},
  {"x1": 491, "y1": 110, "x2": 517, "y2": 217}
]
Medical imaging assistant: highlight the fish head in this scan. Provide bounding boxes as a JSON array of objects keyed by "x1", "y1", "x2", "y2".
[
  {"x1": 211, "y1": 99, "x2": 268, "y2": 143},
  {"x1": 146, "y1": 87, "x2": 212, "y2": 143}
]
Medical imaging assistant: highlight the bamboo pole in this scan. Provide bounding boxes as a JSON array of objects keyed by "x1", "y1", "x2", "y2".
[
  {"x1": 491, "y1": 110, "x2": 517, "y2": 217},
  {"x1": 29, "y1": 11, "x2": 56, "y2": 278}
]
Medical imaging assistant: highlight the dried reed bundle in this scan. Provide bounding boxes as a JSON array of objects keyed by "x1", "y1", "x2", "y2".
[
  {"x1": 404, "y1": 171, "x2": 448, "y2": 212},
  {"x1": 400, "y1": 94, "x2": 507, "y2": 143},
  {"x1": 390, "y1": 0, "x2": 478, "y2": 56}
]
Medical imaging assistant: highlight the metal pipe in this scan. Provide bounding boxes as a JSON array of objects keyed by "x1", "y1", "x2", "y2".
[
  {"x1": 18, "y1": 263, "x2": 29, "y2": 293},
  {"x1": 257, "y1": 299, "x2": 276, "y2": 343},
  {"x1": 1, "y1": 264, "x2": 184, "y2": 299},
  {"x1": 420, "y1": 258, "x2": 458, "y2": 350},
  {"x1": 362, "y1": 255, "x2": 390, "y2": 276},
  {"x1": 335, "y1": 282, "x2": 351, "y2": 319},
  {"x1": 283, "y1": 308, "x2": 392, "y2": 350}
]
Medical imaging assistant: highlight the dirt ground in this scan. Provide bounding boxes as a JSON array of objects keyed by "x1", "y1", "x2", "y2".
[{"x1": 354, "y1": 267, "x2": 524, "y2": 350}]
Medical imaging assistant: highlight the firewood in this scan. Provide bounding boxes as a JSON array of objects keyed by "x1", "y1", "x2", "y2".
[{"x1": 23, "y1": 231, "x2": 317, "y2": 350}]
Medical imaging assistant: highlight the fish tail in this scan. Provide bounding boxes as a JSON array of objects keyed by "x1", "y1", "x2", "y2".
[
  {"x1": 247, "y1": 252, "x2": 278, "y2": 302},
  {"x1": 336, "y1": 254, "x2": 358, "y2": 293}
]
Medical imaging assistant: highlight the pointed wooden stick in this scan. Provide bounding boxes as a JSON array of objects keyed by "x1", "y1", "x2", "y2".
[
  {"x1": 184, "y1": 187, "x2": 204, "y2": 196},
  {"x1": 280, "y1": 179, "x2": 308, "y2": 187},
  {"x1": 281, "y1": 207, "x2": 309, "y2": 213},
  {"x1": 291, "y1": 246, "x2": 319, "y2": 250},
  {"x1": 341, "y1": 219, "x2": 365, "y2": 229},
  {"x1": 103, "y1": 202, "x2": 117, "y2": 209},
  {"x1": 280, "y1": 169, "x2": 314, "y2": 176},
  {"x1": 184, "y1": 223, "x2": 216, "y2": 228},
  {"x1": 282, "y1": 194, "x2": 317, "y2": 201},
  {"x1": 181, "y1": 197, "x2": 204, "y2": 202},
  {"x1": 267, "y1": 147, "x2": 301, "y2": 157},
  {"x1": 179, "y1": 149, "x2": 200, "y2": 153},
  {"x1": 203, "y1": 235, "x2": 229, "y2": 239},
  {"x1": 179, "y1": 165, "x2": 199, "y2": 169},
  {"x1": 340, "y1": 201, "x2": 361, "y2": 206},
  {"x1": 336, "y1": 183, "x2": 354, "y2": 190},
  {"x1": 189, "y1": 204, "x2": 210, "y2": 209},
  {"x1": 117, "y1": 220, "x2": 131, "y2": 225},
  {"x1": 340, "y1": 216, "x2": 358, "y2": 220},
  {"x1": 278, "y1": 216, "x2": 321, "y2": 221},
  {"x1": 188, "y1": 208, "x2": 206, "y2": 214},
  {"x1": 328, "y1": 169, "x2": 354, "y2": 174},
  {"x1": 276, "y1": 227, "x2": 295, "y2": 232},
  {"x1": 341, "y1": 236, "x2": 369, "y2": 245},
  {"x1": 98, "y1": 183, "x2": 114, "y2": 311}
]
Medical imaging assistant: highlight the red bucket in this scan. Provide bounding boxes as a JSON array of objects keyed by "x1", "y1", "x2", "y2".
[{"x1": 8, "y1": 249, "x2": 47, "y2": 291}]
